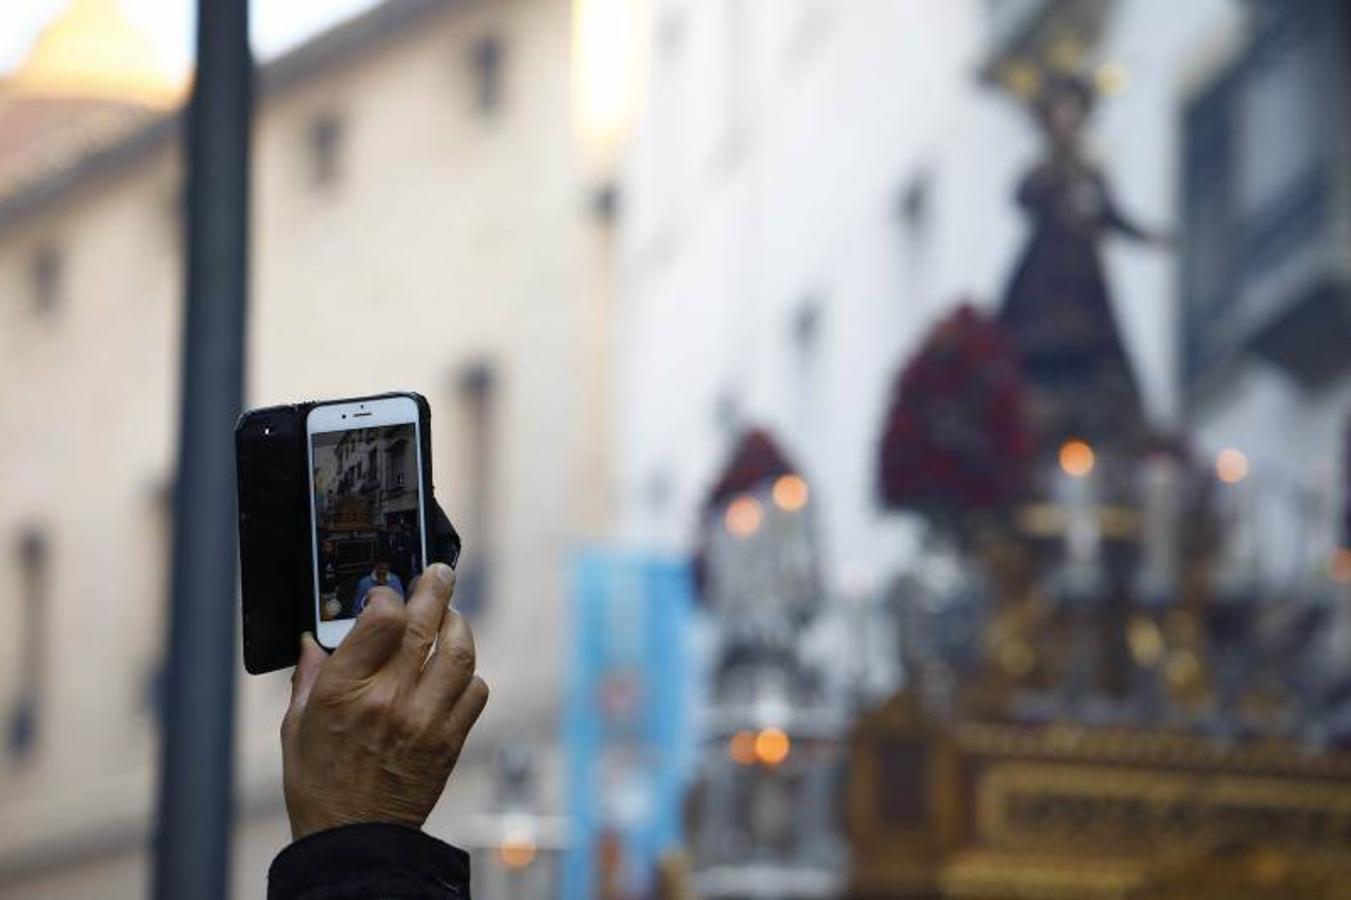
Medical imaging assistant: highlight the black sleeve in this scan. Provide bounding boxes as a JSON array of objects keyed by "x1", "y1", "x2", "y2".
[{"x1": 268, "y1": 824, "x2": 471, "y2": 899}]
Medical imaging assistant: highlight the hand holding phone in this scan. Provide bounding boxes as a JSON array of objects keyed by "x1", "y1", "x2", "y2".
[
  {"x1": 282, "y1": 565, "x2": 489, "y2": 839},
  {"x1": 236, "y1": 392, "x2": 461, "y2": 673}
]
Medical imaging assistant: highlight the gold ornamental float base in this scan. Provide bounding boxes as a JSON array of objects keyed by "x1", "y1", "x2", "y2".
[{"x1": 848, "y1": 693, "x2": 1351, "y2": 899}]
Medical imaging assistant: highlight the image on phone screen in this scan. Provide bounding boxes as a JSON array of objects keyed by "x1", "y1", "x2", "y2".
[{"x1": 311, "y1": 424, "x2": 424, "y2": 622}]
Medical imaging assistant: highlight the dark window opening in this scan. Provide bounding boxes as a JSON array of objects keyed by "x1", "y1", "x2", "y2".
[
  {"x1": 9, "y1": 528, "x2": 48, "y2": 760},
  {"x1": 792, "y1": 299, "x2": 824, "y2": 442},
  {"x1": 307, "y1": 112, "x2": 345, "y2": 187},
  {"x1": 455, "y1": 360, "x2": 498, "y2": 617},
  {"x1": 389, "y1": 444, "x2": 403, "y2": 488},
  {"x1": 471, "y1": 34, "x2": 506, "y2": 115},
  {"x1": 897, "y1": 171, "x2": 931, "y2": 232},
  {"x1": 591, "y1": 181, "x2": 620, "y2": 224},
  {"x1": 793, "y1": 300, "x2": 821, "y2": 353},
  {"x1": 29, "y1": 246, "x2": 62, "y2": 316},
  {"x1": 656, "y1": 7, "x2": 686, "y2": 56}
]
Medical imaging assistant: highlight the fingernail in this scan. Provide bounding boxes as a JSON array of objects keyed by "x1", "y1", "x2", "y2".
[{"x1": 428, "y1": 562, "x2": 455, "y2": 587}]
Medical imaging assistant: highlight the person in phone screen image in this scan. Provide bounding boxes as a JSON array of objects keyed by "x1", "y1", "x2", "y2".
[{"x1": 352, "y1": 557, "x2": 405, "y2": 614}]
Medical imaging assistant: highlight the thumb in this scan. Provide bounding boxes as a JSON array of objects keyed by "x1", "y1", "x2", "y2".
[{"x1": 289, "y1": 632, "x2": 327, "y2": 713}]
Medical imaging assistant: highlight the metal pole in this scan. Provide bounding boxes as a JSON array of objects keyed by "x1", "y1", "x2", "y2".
[{"x1": 153, "y1": 0, "x2": 251, "y2": 897}]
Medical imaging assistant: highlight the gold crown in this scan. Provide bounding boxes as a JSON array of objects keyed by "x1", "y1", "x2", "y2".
[{"x1": 998, "y1": 56, "x2": 1131, "y2": 103}]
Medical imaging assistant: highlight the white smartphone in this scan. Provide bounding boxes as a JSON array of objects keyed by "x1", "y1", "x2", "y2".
[{"x1": 306, "y1": 395, "x2": 429, "y2": 649}]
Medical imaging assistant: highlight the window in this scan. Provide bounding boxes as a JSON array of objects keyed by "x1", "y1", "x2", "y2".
[
  {"x1": 1237, "y1": 32, "x2": 1320, "y2": 218},
  {"x1": 1179, "y1": 0, "x2": 1347, "y2": 387},
  {"x1": 29, "y1": 245, "x2": 62, "y2": 316},
  {"x1": 591, "y1": 182, "x2": 619, "y2": 224},
  {"x1": 470, "y1": 34, "x2": 505, "y2": 115},
  {"x1": 306, "y1": 111, "x2": 345, "y2": 187},
  {"x1": 388, "y1": 439, "x2": 408, "y2": 491},
  {"x1": 791, "y1": 299, "x2": 824, "y2": 445},
  {"x1": 656, "y1": 6, "x2": 686, "y2": 57},
  {"x1": 8, "y1": 528, "x2": 48, "y2": 760},
  {"x1": 713, "y1": 388, "x2": 741, "y2": 434},
  {"x1": 897, "y1": 170, "x2": 931, "y2": 235},
  {"x1": 896, "y1": 170, "x2": 933, "y2": 313},
  {"x1": 1180, "y1": 65, "x2": 1238, "y2": 383},
  {"x1": 454, "y1": 361, "x2": 497, "y2": 617},
  {"x1": 793, "y1": 300, "x2": 821, "y2": 355}
]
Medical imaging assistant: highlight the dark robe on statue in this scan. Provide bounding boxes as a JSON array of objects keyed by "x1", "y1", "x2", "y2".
[{"x1": 999, "y1": 158, "x2": 1149, "y2": 441}]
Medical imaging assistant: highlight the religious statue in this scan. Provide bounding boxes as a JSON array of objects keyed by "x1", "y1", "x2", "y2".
[{"x1": 999, "y1": 74, "x2": 1170, "y2": 444}]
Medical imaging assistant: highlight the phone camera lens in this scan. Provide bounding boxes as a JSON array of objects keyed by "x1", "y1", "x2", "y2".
[{"x1": 263, "y1": 426, "x2": 273, "y2": 436}]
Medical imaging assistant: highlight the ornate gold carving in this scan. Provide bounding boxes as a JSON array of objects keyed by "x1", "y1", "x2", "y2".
[
  {"x1": 848, "y1": 696, "x2": 1351, "y2": 899},
  {"x1": 976, "y1": 761, "x2": 1351, "y2": 858}
]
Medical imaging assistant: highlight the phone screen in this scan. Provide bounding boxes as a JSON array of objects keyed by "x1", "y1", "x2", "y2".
[{"x1": 311, "y1": 423, "x2": 424, "y2": 622}]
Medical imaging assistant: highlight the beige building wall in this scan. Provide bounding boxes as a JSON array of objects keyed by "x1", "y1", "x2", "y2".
[
  {"x1": 0, "y1": 146, "x2": 183, "y2": 879},
  {"x1": 0, "y1": 0, "x2": 598, "y2": 895}
]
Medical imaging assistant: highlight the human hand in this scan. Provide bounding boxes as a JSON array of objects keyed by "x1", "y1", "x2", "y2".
[{"x1": 281, "y1": 563, "x2": 489, "y2": 839}]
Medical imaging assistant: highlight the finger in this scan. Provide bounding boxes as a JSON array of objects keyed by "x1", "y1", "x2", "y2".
[
  {"x1": 414, "y1": 603, "x2": 476, "y2": 713},
  {"x1": 401, "y1": 563, "x2": 455, "y2": 667},
  {"x1": 289, "y1": 632, "x2": 328, "y2": 713},
  {"x1": 326, "y1": 587, "x2": 406, "y2": 681},
  {"x1": 442, "y1": 676, "x2": 489, "y2": 753},
  {"x1": 282, "y1": 632, "x2": 329, "y2": 745}
]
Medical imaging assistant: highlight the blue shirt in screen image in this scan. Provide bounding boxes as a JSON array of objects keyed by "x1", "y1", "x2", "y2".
[{"x1": 352, "y1": 571, "x2": 405, "y2": 614}]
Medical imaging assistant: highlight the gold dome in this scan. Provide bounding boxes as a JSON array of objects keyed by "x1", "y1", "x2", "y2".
[{"x1": 6, "y1": 0, "x2": 181, "y2": 107}]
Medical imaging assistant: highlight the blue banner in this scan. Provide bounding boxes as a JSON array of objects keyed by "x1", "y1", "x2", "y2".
[{"x1": 562, "y1": 550, "x2": 693, "y2": 900}]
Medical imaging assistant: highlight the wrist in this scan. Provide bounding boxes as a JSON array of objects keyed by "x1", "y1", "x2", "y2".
[{"x1": 288, "y1": 805, "x2": 428, "y2": 841}]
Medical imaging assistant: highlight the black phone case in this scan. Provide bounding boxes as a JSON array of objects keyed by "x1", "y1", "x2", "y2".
[{"x1": 236, "y1": 391, "x2": 461, "y2": 674}]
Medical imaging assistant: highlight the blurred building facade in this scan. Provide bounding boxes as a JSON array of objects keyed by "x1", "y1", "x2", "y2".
[{"x1": 0, "y1": 0, "x2": 605, "y2": 897}]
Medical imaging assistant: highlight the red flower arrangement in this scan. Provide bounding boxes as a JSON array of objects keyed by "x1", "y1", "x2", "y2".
[
  {"x1": 877, "y1": 303, "x2": 1032, "y2": 519},
  {"x1": 702, "y1": 428, "x2": 795, "y2": 516}
]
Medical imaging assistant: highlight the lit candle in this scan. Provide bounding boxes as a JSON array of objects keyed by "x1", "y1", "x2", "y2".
[
  {"x1": 1213, "y1": 451, "x2": 1258, "y2": 599},
  {"x1": 1139, "y1": 453, "x2": 1181, "y2": 604},
  {"x1": 1055, "y1": 441, "x2": 1101, "y2": 596}
]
